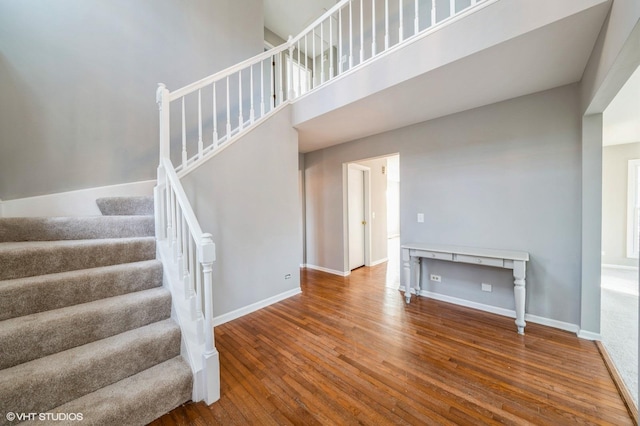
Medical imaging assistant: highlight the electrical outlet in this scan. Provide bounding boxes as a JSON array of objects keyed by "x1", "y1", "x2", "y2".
[
  {"x1": 417, "y1": 213, "x2": 424, "y2": 223},
  {"x1": 481, "y1": 283, "x2": 492, "y2": 292},
  {"x1": 430, "y1": 274, "x2": 441, "y2": 282}
]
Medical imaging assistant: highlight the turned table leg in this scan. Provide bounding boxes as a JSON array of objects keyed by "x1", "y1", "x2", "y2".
[{"x1": 513, "y1": 260, "x2": 526, "y2": 334}]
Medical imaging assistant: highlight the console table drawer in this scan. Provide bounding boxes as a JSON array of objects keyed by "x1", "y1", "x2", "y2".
[
  {"x1": 456, "y1": 254, "x2": 504, "y2": 268},
  {"x1": 412, "y1": 250, "x2": 453, "y2": 261}
]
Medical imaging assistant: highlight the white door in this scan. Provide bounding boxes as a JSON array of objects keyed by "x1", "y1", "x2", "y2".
[{"x1": 348, "y1": 166, "x2": 365, "y2": 270}]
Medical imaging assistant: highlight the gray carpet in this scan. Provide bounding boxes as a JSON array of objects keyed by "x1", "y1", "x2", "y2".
[
  {"x1": 0, "y1": 197, "x2": 192, "y2": 426},
  {"x1": 601, "y1": 267, "x2": 639, "y2": 406}
]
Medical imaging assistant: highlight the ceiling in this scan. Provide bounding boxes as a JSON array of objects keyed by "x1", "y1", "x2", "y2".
[
  {"x1": 264, "y1": 0, "x2": 337, "y2": 41},
  {"x1": 603, "y1": 65, "x2": 640, "y2": 146}
]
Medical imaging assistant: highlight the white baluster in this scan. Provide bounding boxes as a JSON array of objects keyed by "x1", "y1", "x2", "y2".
[
  {"x1": 212, "y1": 82, "x2": 218, "y2": 147},
  {"x1": 415, "y1": 0, "x2": 419, "y2": 35},
  {"x1": 338, "y1": 8, "x2": 343, "y2": 74},
  {"x1": 349, "y1": 2, "x2": 353, "y2": 68},
  {"x1": 197, "y1": 89, "x2": 203, "y2": 159},
  {"x1": 238, "y1": 70, "x2": 243, "y2": 130},
  {"x1": 305, "y1": 34, "x2": 310, "y2": 90},
  {"x1": 431, "y1": 0, "x2": 436, "y2": 25},
  {"x1": 312, "y1": 27, "x2": 316, "y2": 87},
  {"x1": 181, "y1": 97, "x2": 187, "y2": 169},
  {"x1": 260, "y1": 60, "x2": 265, "y2": 117},
  {"x1": 329, "y1": 15, "x2": 334, "y2": 79},
  {"x1": 320, "y1": 22, "x2": 325, "y2": 84},
  {"x1": 171, "y1": 189, "x2": 178, "y2": 261},
  {"x1": 181, "y1": 213, "x2": 189, "y2": 287},
  {"x1": 372, "y1": 0, "x2": 377, "y2": 56},
  {"x1": 278, "y1": 51, "x2": 284, "y2": 103},
  {"x1": 384, "y1": 0, "x2": 389, "y2": 50},
  {"x1": 177, "y1": 208, "x2": 184, "y2": 279},
  {"x1": 450, "y1": 0, "x2": 455, "y2": 18},
  {"x1": 297, "y1": 40, "x2": 302, "y2": 95},
  {"x1": 226, "y1": 76, "x2": 231, "y2": 138},
  {"x1": 360, "y1": 0, "x2": 364, "y2": 63},
  {"x1": 399, "y1": 0, "x2": 404, "y2": 42},
  {"x1": 288, "y1": 37, "x2": 295, "y2": 97},
  {"x1": 195, "y1": 236, "x2": 204, "y2": 343},
  {"x1": 165, "y1": 177, "x2": 172, "y2": 241},
  {"x1": 249, "y1": 65, "x2": 255, "y2": 123}
]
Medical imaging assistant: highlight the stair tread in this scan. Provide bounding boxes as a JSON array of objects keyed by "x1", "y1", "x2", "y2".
[
  {"x1": 0, "y1": 319, "x2": 181, "y2": 420},
  {"x1": 0, "y1": 215, "x2": 154, "y2": 242},
  {"x1": 19, "y1": 356, "x2": 192, "y2": 426},
  {"x1": 0, "y1": 287, "x2": 171, "y2": 369},
  {"x1": 0, "y1": 260, "x2": 163, "y2": 321},
  {"x1": 0, "y1": 237, "x2": 156, "y2": 280}
]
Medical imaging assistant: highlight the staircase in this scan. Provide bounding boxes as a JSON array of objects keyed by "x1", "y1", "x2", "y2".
[{"x1": 0, "y1": 196, "x2": 192, "y2": 425}]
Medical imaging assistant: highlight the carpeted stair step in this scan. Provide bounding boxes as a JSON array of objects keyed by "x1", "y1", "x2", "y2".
[
  {"x1": 0, "y1": 237, "x2": 155, "y2": 280},
  {"x1": 0, "y1": 260, "x2": 163, "y2": 321},
  {"x1": 0, "y1": 319, "x2": 180, "y2": 424},
  {"x1": 0, "y1": 287, "x2": 171, "y2": 370},
  {"x1": 0, "y1": 216, "x2": 154, "y2": 242},
  {"x1": 97, "y1": 196, "x2": 154, "y2": 216},
  {"x1": 21, "y1": 356, "x2": 193, "y2": 426}
]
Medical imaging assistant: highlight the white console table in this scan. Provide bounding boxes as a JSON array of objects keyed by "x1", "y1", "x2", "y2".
[{"x1": 402, "y1": 243, "x2": 530, "y2": 334}]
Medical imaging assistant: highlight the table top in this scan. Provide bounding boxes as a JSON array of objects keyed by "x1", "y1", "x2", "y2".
[{"x1": 401, "y1": 243, "x2": 529, "y2": 261}]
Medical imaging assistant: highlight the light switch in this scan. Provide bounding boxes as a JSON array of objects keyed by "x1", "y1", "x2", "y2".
[{"x1": 417, "y1": 213, "x2": 424, "y2": 223}]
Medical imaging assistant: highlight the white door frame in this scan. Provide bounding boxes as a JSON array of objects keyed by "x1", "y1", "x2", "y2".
[{"x1": 343, "y1": 163, "x2": 372, "y2": 274}]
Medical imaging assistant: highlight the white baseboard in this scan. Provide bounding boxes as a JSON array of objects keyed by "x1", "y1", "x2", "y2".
[
  {"x1": 302, "y1": 264, "x2": 350, "y2": 277},
  {"x1": 577, "y1": 330, "x2": 602, "y2": 341},
  {"x1": 418, "y1": 290, "x2": 580, "y2": 334},
  {"x1": 213, "y1": 287, "x2": 302, "y2": 327},
  {"x1": 0, "y1": 180, "x2": 155, "y2": 217},
  {"x1": 601, "y1": 263, "x2": 639, "y2": 271},
  {"x1": 369, "y1": 257, "x2": 389, "y2": 267}
]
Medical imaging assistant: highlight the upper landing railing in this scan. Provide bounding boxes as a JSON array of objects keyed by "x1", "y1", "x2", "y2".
[{"x1": 157, "y1": 0, "x2": 489, "y2": 175}]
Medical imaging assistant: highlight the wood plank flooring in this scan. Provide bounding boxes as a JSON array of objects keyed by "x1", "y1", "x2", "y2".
[{"x1": 150, "y1": 264, "x2": 633, "y2": 425}]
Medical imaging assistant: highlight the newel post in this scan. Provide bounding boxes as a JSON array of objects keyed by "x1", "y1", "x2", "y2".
[
  {"x1": 199, "y1": 233, "x2": 219, "y2": 403},
  {"x1": 156, "y1": 83, "x2": 171, "y2": 163}
]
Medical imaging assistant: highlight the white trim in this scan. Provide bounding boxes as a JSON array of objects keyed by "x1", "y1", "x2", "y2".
[
  {"x1": 601, "y1": 263, "x2": 639, "y2": 271},
  {"x1": 344, "y1": 163, "x2": 372, "y2": 270},
  {"x1": 0, "y1": 180, "x2": 155, "y2": 218},
  {"x1": 626, "y1": 159, "x2": 640, "y2": 258},
  {"x1": 370, "y1": 257, "x2": 389, "y2": 266},
  {"x1": 303, "y1": 264, "x2": 350, "y2": 277},
  {"x1": 577, "y1": 330, "x2": 602, "y2": 341},
  {"x1": 417, "y1": 290, "x2": 580, "y2": 334},
  {"x1": 213, "y1": 287, "x2": 302, "y2": 326}
]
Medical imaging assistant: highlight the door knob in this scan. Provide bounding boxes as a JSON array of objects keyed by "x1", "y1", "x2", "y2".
[{"x1": 362, "y1": 220, "x2": 367, "y2": 225}]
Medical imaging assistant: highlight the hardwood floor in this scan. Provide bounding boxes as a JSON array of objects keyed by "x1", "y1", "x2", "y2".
[{"x1": 150, "y1": 264, "x2": 633, "y2": 425}]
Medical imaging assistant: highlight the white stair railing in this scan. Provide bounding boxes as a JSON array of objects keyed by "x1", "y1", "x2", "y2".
[
  {"x1": 157, "y1": 0, "x2": 490, "y2": 177},
  {"x1": 154, "y1": 156, "x2": 219, "y2": 404}
]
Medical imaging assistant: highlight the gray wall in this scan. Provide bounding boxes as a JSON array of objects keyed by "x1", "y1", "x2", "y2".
[
  {"x1": 305, "y1": 84, "x2": 582, "y2": 325},
  {"x1": 181, "y1": 106, "x2": 301, "y2": 317},
  {"x1": 602, "y1": 142, "x2": 640, "y2": 267},
  {"x1": 0, "y1": 0, "x2": 263, "y2": 200}
]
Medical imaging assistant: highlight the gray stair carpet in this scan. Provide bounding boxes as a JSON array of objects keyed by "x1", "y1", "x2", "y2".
[
  {"x1": 0, "y1": 197, "x2": 192, "y2": 426},
  {"x1": 96, "y1": 196, "x2": 154, "y2": 216}
]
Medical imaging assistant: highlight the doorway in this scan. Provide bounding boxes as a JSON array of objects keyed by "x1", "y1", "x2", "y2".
[
  {"x1": 600, "y1": 64, "x2": 640, "y2": 406},
  {"x1": 347, "y1": 163, "x2": 370, "y2": 270},
  {"x1": 344, "y1": 154, "x2": 400, "y2": 279}
]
